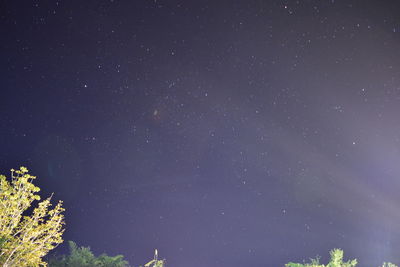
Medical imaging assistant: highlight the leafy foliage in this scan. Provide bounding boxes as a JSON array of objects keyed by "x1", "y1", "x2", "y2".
[
  {"x1": 286, "y1": 249, "x2": 398, "y2": 267},
  {"x1": 285, "y1": 248, "x2": 357, "y2": 267},
  {"x1": 143, "y1": 249, "x2": 165, "y2": 267},
  {"x1": 0, "y1": 167, "x2": 65, "y2": 266},
  {"x1": 48, "y1": 241, "x2": 129, "y2": 267},
  {"x1": 381, "y1": 263, "x2": 398, "y2": 267}
]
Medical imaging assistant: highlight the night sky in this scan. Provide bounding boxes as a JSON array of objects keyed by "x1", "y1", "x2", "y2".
[{"x1": 1, "y1": 1, "x2": 400, "y2": 266}]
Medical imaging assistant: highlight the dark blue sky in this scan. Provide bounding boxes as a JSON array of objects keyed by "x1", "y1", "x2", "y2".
[{"x1": 1, "y1": 0, "x2": 400, "y2": 266}]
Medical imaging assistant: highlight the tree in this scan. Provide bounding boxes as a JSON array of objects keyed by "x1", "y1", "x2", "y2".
[
  {"x1": 48, "y1": 241, "x2": 97, "y2": 267},
  {"x1": 286, "y1": 249, "x2": 399, "y2": 267},
  {"x1": 97, "y1": 253, "x2": 130, "y2": 267},
  {"x1": 48, "y1": 241, "x2": 130, "y2": 267},
  {"x1": 327, "y1": 249, "x2": 357, "y2": 267},
  {"x1": 0, "y1": 167, "x2": 65, "y2": 267},
  {"x1": 286, "y1": 249, "x2": 357, "y2": 267}
]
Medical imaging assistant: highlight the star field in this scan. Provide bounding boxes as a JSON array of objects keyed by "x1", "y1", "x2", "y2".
[{"x1": 1, "y1": 1, "x2": 400, "y2": 266}]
